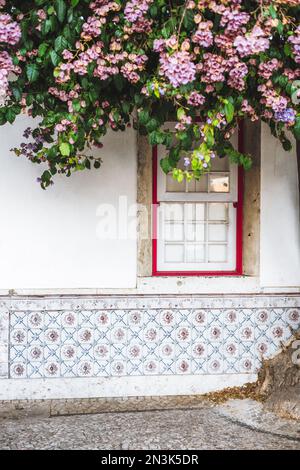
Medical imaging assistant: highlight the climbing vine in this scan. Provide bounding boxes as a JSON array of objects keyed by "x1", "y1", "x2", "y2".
[{"x1": 0, "y1": 0, "x2": 299, "y2": 187}]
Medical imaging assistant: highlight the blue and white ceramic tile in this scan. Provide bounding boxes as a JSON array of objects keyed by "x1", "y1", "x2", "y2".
[{"x1": 4, "y1": 296, "x2": 300, "y2": 379}]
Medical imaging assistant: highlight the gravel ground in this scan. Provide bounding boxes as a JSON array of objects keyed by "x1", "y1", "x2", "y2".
[{"x1": 1, "y1": 402, "x2": 300, "y2": 450}]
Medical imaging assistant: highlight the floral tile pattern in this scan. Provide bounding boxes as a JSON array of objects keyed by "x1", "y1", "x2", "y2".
[
  {"x1": 0, "y1": 307, "x2": 9, "y2": 378},
  {"x1": 3, "y1": 296, "x2": 300, "y2": 379}
]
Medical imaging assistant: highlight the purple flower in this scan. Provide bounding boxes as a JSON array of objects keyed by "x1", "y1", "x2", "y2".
[{"x1": 274, "y1": 108, "x2": 296, "y2": 124}]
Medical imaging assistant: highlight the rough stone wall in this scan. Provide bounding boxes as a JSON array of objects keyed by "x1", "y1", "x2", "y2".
[
  {"x1": 137, "y1": 134, "x2": 152, "y2": 277},
  {"x1": 0, "y1": 395, "x2": 208, "y2": 419},
  {"x1": 258, "y1": 329, "x2": 300, "y2": 396},
  {"x1": 243, "y1": 120, "x2": 261, "y2": 277},
  {"x1": 258, "y1": 329, "x2": 300, "y2": 420}
]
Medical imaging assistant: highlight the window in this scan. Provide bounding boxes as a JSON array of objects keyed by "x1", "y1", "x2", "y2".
[{"x1": 152, "y1": 129, "x2": 243, "y2": 275}]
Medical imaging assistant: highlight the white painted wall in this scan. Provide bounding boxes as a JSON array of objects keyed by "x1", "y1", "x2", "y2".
[
  {"x1": 0, "y1": 118, "x2": 300, "y2": 291},
  {"x1": 260, "y1": 123, "x2": 300, "y2": 288},
  {"x1": 0, "y1": 115, "x2": 137, "y2": 289}
]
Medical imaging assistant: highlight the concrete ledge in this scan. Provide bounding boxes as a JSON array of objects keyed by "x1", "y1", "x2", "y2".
[{"x1": 0, "y1": 374, "x2": 257, "y2": 401}]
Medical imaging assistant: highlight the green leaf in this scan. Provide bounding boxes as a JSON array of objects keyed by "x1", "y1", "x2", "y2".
[
  {"x1": 293, "y1": 117, "x2": 300, "y2": 141},
  {"x1": 59, "y1": 142, "x2": 70, "y2": 156},
  {"x1": 50, "y1": 49, "x2": 60, "y2": 66},
  {"x1": 71, "y1": 0, "x2": 80, "y2": 6},
  {"x1": 54, "y1": 35, "x2": 68, "y2": 52},
  {"x1": 6, "y1": 108, "x2": 16, "y2": 124},
  {"x1": 55, "y1": 0, "x2": 67, "y2": 23},
  {"x1": 268, "y1": 5, "x2": 277, "y2": 19},
  {"x1": 177, "y1": 108, "x2": 186, "y2": 121},
  {"x1": 11, "y1": 86, "x2": 22, "y2": 101},
  {"x1": 38, "y1": 43, "x2": 48, "y2": 57},
  {"x1": 26, "y1": 63, "x2": 39, "y2": 83},
  {"x1": 224, "y1": 101, "x2": 234, "y2": 123},
  {"x1": 138, "y1": 110, "x2": 149, "y2": 126},
  {"x1": 160, "y1": 157, "x2": 171, "y2": 174}
]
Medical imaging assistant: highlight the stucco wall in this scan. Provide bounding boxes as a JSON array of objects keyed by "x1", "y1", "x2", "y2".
[
  {"x1": 260, "y1": 123, "x2": 300, "y2": 288},
  {"x1": 0, "y1": 118, "x2": 299, "y2": 293},
  {"x1": 0, "y1": 115, "x2": 137, "y2": 289}
]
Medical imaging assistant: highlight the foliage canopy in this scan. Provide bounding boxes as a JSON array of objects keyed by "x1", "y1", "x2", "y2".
[{"x1": 0, "y1": 0, "x2": 299, "y2": 187}]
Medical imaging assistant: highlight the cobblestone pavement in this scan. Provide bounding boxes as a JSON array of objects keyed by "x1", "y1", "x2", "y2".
[{"x1": 1, "y1": 403, "x2": 300, "y2": 450}]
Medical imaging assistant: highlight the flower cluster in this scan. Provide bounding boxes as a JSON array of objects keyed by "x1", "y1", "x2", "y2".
[
  {"x1": 258, "y1": 59, "x2": 282, "y2": 79},
  {"x1": 159, "y1": 50, "x2": 196, "y2": 88},
  {"x1": 192, "y1": 21, "x2": 213, "y2": 48},
  {"x1": 234, "y1": 26, "x2": 270, "y2": 57},
  {"x1": 124, "y1": 0, "x2": 152, "y2": 23},
  {"x1": 289, "y1": 26, "x2": 300, "y2": 64},
  {"x1": 0, "y1": 13, "x2": 21, "y2": 45},
  {"x1": 124, "y1": 0, "x2": 153, "y2": 33}
]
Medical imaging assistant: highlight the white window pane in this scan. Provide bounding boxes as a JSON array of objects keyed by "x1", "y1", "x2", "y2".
[
  {"x1": 185, "y1": 223, "x2": 195, "y2": 242},
  {"x1": 211, "y1": 156, "x2": 229, "y2": 172},
  {"x1": 208, "y1": 224, "x2": 227, "y2": 242},
  {"x1": 185, "y1": 245, "x2": 195, "y2": 262},
  {"x1": 208, "y1": 203, "x2": 228, "y2": 221},
  {"x1": 185, "y1": 223, "x2": 205, "y2": 242},
  {"x1": 195, "y1": 204, "x2": 205, "y2": 221},
  {"x1": 208, "y1": 245, "x2": 227, "y2": 263},
  {"x1": 185, "y1": 244, "x2": 205, "y2": 263},
  {"x1": 209, "y1": 173, "x2": 230, "y2": 193},
  {"x1": 195, "y1": 245, "x2": 205, "y2": 262},
  {"x1": 165, "y1": 244, "x2": 184, "y2": 263},
  {"x1": 195, "y1": 175, "x2": 208, "y2": 192},
  {"x1": 184, "y1": 203, "x2": 195, "y2": 221},
  {"x1": 195, "y1": 224, "x2": 205, "y2": 241},
  {"x1": 166, "y1": 174, "x2": 185, "y2": 192},
  {"x1": 164, "y1": 204, "x2": 184, "y2": 221},
  {"x1": 164, "y1": 223, "x2": 184, "y2": 241}
]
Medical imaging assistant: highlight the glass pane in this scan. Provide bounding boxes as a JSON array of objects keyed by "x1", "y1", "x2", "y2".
[
  {"x1": 164, "y1": 223, "x2": 184, "y2": 241},
  {"x1": 185, "y1": 223, "x2": 195, "y2": 242},
  {"x1": 166, "y1": 174, "x2": 185, "y2": 192},
  {"x1": 164, "y1": 204, "x2": 184, "y2": 221},
  {"x1": 185, "y1": 223, "x2": 205, "y2": 242},
  {"x1": 208, "y1": 203, "x2": 228, "y2": 221},
  {"x1": 211, "y1": 156, "x2": 229, "y2": 172},
  {"x1": 195, "y1": 204, "x2": 205, "y2": 221},
  {"x1": 209, "y1": 173, "x2": 230, "y2": 193},
  {"x1": 184, "y1": 203, "x2": 195, "y2": 221},
  {"x1": 208, "y1": 245, "x2": 227, "y2": 263},
  {"x1": 195, "y1": 223, "x2": 205, "y2": 242},
  {"x1": 208, "y1": 224, "x2": 227, "y2": 242},
  {"x1": 195, "y1": 245, "x2": 205, "y2": 262},
  {"x1": 165, "y1": 244, "x2": 184, "y2": 263},
  {"x1": 185, "y1": 244, "x2": 195, "y2": 262},
  {"x1": 185, "y1": 244, "x2": 205, "y2": 263}
]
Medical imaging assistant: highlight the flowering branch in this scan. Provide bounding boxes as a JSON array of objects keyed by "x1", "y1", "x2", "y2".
[{"x1": 0, "y1": 0, "x2": 298, "y2": 188}]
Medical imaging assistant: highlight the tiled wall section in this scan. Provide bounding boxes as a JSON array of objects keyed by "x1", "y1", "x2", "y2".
[
  {"x1": 0, "y1": 296, "x2": 300, "y2": 380},
  {"x1": 0, "y1": 306, "x2": 9, "y2": 378}
]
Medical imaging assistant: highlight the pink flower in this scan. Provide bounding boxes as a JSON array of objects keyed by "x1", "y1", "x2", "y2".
[{"x1": 159, "y1": 51, "x2": 196, "y2": 87}]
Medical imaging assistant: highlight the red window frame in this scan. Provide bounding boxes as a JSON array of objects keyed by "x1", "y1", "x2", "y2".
[{"x1": 152, "y1": 123, "x2": 244, "y2": 277}]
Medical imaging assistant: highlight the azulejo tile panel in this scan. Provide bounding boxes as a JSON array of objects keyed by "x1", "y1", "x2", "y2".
[
  {"x1": 0, "y1": 307, "x2": 9, "y2": 378},
  {"x1": 5, "y1": 296, "x2": 300, "y2": 379}
]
